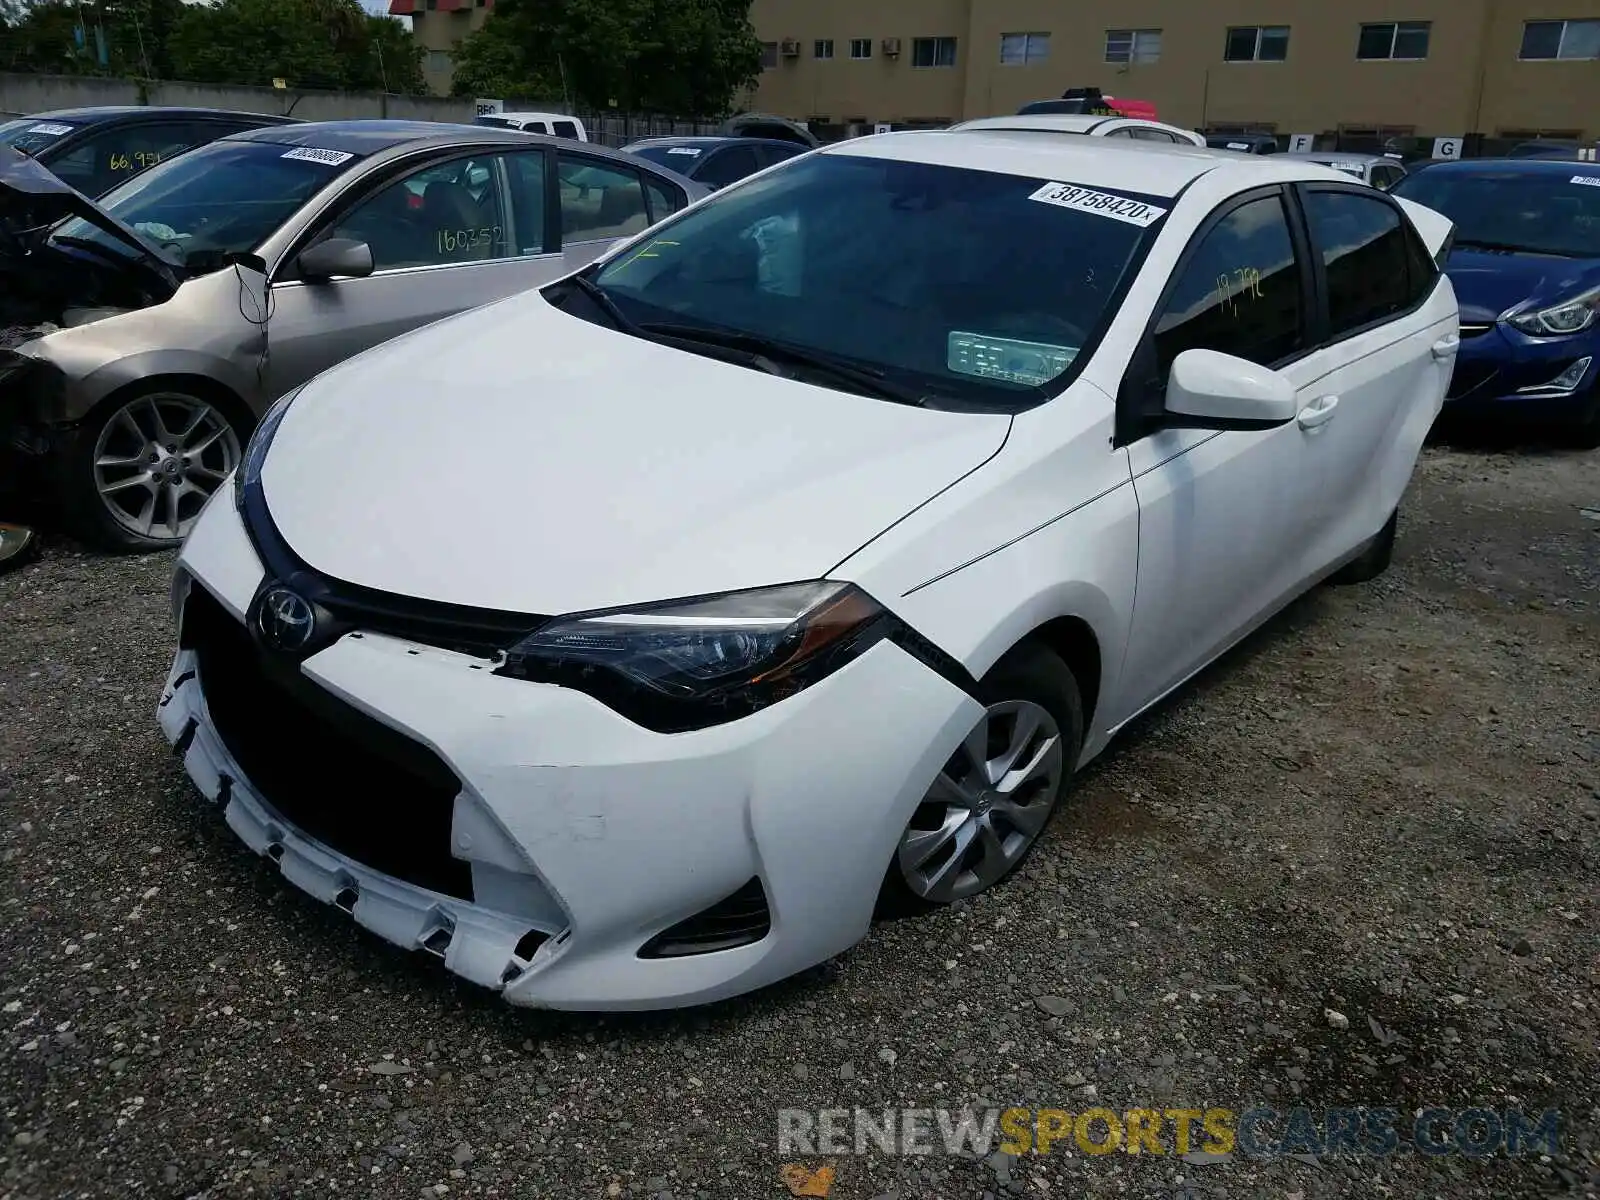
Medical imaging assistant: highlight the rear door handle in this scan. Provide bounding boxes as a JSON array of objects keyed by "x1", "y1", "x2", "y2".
[
  {"x1": 1297, "y1": 394, "x2": 1339, "y2": 430},
  {"x1": 1433, "y1": 334, "x2": 1461, "y2": 360}
]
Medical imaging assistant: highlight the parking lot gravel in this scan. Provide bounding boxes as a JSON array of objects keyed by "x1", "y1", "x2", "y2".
[{"x1": 2, "y1": 442, "x2": 1597, "y2": 1200}]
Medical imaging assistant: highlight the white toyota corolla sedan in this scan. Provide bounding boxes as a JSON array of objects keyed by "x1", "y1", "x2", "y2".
[{"x1": 159, "y1": 131, "x2": 1458, "y2": 1010}]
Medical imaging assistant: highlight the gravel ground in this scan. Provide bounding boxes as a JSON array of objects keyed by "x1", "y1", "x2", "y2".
[{"x1": 2, "y1": 442, "x2": 1597, "y2": 1200}]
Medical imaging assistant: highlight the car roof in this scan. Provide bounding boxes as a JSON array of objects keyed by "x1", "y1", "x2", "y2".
[
  {"x1": 828, "y1": 129, "x2": 1349, "y2": 197},
  {"x1": 953, "y1": 115, "x2": 1200, "y2": 142},
  {"x1": 627, "y1": 136, "x2": 796, "y2": 150},
  {"x1": 229, "y1": 119, "x2": 526, "y2": 154},
  {"x1": 25, "y1": 106, "x2": 294, "y2": 125},
  {"x1": 1409, "y1": 157, "x2": 1597, "y2": 175}
]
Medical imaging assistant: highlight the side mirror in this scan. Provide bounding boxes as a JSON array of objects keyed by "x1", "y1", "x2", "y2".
[
  {"x1": 1165, "y1": 349, "x2": 1297, "y2": 429},
  {"x1": 296, "y1": 237, "x2": 374, "y2": 281}
]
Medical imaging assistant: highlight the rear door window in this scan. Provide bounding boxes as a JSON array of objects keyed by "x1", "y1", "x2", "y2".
[
  {"x1": 1302, "y1": 190, "x2": 1414, "y2": 338},
  {"x1": 557, "y1": 154, "x2": 649, "y2": 243},
  {"x1": 642, "y1": 175, "x2": 687, "y2": 223}
]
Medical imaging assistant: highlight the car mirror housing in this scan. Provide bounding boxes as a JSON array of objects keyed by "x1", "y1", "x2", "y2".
[
  {"x1": 297, "y1": 238, "x2": 374, "y2": 281},
  {"x1": 1164, "y1": 349, "x2": 1297, "y2": 430}
]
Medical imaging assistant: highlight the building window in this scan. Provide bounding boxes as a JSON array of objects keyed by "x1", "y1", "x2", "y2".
[
  {"x1": 1105, "y1": 28, "x2": 1162, "y2": 64},
  {"x1": 1208, "y1": 122, "x2": 1277, "y2": 134},
  {"x1": 759, "y1": 41, "x2": 778, "y2": 69},
  {"x1": 814, "y1": 39, "x2": 834, "y2": 60},
  {"x1": 1358, "y1": 21, "x2": 1431, "y2": 60},
  {"x1": 1000, "y1": 32, "x2": 1050, "y2": 65},
  {"x1": 1520, "y1": 19, "x2": 1600, "y2": 60},
  {"x1": 911, "y1": 36, "x2": 958, "y2": 68},
  {"x1": 424, "y1": 49, "x2": 450, "y2": 72},
  {"x1": 850, "y1": 37, "x2": 872, "y2": 59},
  {"x1": 1224, "y1": 25, "x2": 1290, "y2": 62}
]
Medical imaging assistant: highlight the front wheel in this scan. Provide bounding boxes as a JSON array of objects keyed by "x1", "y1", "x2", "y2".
[
  {"x1": 880, "y1": 643, "x2": 1084, "y2": 916},
  {"x1": 62, "y1": 389, "x2": 245, "y2": 552}
]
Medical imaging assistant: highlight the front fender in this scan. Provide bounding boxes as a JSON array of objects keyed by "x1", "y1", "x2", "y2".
[{"x1": 54, "y1": 347, "x2": 257, "y2": 426}]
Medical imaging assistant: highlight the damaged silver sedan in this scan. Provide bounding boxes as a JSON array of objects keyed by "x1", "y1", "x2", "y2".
[{"x1": 1, "y1": 123, "x2": 701, "y2": 550}]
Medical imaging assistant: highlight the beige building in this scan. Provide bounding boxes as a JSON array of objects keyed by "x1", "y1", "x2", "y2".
[
  {"x1": 747, "y1": 0, "x2": 1600, "y2": 142},
  {"x1": 388, "y1": 0, "x2": 493, "y2": 96}
]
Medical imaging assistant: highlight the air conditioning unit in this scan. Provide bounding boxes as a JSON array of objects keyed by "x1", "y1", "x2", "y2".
[
  {"x1": 881, "y1": 37, "x2": 901, "y2": 57},
  {"x1": 780, "y1": 38, "x2": 800, "y2": 57}
]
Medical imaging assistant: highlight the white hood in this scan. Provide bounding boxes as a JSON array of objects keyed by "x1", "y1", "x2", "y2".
[{"x1": 261, "y1": 295, "x2": 1010, "y2": 615}]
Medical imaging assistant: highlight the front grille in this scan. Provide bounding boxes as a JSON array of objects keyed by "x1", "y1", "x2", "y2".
[
  {"x1": 238, "y1": 486, "x2": 546, "y2": 658},
  {"x1": 314, "y1": 581, "x2": 545, "y2": 659},
  {"x1": 182, "y1": 584, "x2": 472, "y2": 899},
  {"x1": 1447, "y1": 361, "x2": 1501, "y2": 400},
  {"x1": 638, "y1": 877, "x2": 772, "y2": 958}
]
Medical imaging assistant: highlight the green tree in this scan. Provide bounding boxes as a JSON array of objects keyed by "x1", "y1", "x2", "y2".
[
  {"x1": 166, "y1": 0, "x2": 426, "y2": 92},
  {"x1": 450, "y1": 0, "x2": 760, "y2": 116}
]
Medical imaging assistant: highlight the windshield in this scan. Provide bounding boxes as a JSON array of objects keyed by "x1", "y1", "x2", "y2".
[
  {"x1": 629, "y1": 144, "x2": 706, "y2": 168},
  {"x1": 1391, "y1": 167, "x2": 1600, "y2": 258},
  {"x1": 586, "y1": 152, "x2": 1163, "y2": 404},
  {"x1": 0, "y1": 117, "x2": 79, "y2": 158},
  {"x1": 49, "y1": 138, "x2": 361, "y2": 275}
]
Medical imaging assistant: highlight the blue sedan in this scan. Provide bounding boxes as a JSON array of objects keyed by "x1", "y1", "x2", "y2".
[{"x1": 1391, "y1": 159, "x2": 1600, "y2": 447}]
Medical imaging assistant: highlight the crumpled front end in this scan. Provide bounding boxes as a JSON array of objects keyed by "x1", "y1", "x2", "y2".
[{"x1": 158, "y1": 492, "x2": 979, "y2": 1010}]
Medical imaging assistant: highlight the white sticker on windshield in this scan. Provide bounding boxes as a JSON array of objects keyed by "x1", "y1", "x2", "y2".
[
  {"x1": 281, "y1": 146, "x2": 355, "y2": 166},
  {"x1": 948, "y1": 332, "x2": 1077, "y2": 387},
  {"x1": 1572, "y1": 175, "x2": 1600, "y2": 188},
  {"x1": 667, "y1": 147, "x2": 703, "y2": 156},
  {"x1": 27, "y1": 123, "x2": 74, "y2": 136},
  {"x1": 1333, "y1": 163, "x2": 1365, "y2": 176},
  {"x1": 1027, "y1": 182, "x2": 1167, "y2": 227},
  {"x1": 1227, "y1": 142, "x2": 1249, "y2": 151}
]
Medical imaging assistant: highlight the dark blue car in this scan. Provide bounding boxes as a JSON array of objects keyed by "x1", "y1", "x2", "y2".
[
  {"x1": 1391, "y1": 159, "x2": 1600, "y2": 446},
  {"x1": 620, "y1": 137, "x2": 809, "y2": 190}
]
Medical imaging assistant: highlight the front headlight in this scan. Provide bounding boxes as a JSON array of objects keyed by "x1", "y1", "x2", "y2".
[
  {"x1": 496, "y1": 580, "x2": 890, "y2": 732},
  {"x1": 233, "y1": 387, "x2": 302, "y2": 509},
  {"x1": 1506, "y1": 290, "x2": 1600, "y2": 336}
]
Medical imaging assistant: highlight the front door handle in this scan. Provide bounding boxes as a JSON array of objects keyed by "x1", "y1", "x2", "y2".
[
  {"x1": 1433, "y1": 334, "x2": 1461, "y2": 360},
  {"x1": 1297, "y1": 394, "x2": 1340, "y2": 430}
]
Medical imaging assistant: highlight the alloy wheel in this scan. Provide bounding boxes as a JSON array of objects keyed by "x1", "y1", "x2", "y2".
[
  {"x1": 897, "y1": 699, "x2": 1065, "y2": 903},
  {"x1": 92, "y1": 394, "x2": 241, "y2": 543}
]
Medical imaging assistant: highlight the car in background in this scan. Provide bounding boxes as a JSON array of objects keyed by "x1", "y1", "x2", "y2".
[
  {"x1": 1018, "y1": 87, "x2": 1158, "y2": 120},
  {"x1": 1283, "y1": 153, "x2": 1408, "y2": 190},
  {"x1": 952, "y1": 114, "x2": 1204, "y2": 147},
  {"x1": 0, "y1": 106, "x2": 296, "y2": 197},
  {"x1": 622, "y1": 136, "x2": 808, "y2": 189},
  {"x1": 473, "y1": 112, "x2": 588, "y2": 142},
  {"x1": 1392, "y1": 158, "x2": 1600, "y2": 446},
  {"x1": 160, "y1": 133, "x2": 1457, "y2": 1010},
  {"x1": 1206, "y1": 133, "x2": 1279, "y2": 155},
  {"x1": 0, "y1": 122, "x2": 707, "y2": 550}
]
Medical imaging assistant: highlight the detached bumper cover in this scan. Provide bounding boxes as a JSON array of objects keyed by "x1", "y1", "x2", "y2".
[{"x1": 159, "y1": 495, "x2": 979, "y2": 1011}]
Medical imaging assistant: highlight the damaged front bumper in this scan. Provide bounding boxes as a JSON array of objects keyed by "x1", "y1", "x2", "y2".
[
  {"x1": 0, "y1": 346, "x2": 67, "y2": 505},
  {"x1": 158, "y1": 493, "x2": 978, "y2": 1011}
]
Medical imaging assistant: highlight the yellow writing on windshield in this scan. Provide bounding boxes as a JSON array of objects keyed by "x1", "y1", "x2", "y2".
[{"x1": 108, "y1": 150, "x2": 165, "y2": 172}]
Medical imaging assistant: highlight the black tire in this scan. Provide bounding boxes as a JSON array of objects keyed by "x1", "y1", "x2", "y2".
[
  {"x1": 59, "y1": 386, "x2": 249, "y2": 553},
  {"x1": 877, "y1": 641, "x2": 1085, "y2": 918},
  {"x1": 1570, "y1": 395, "x2": 1600, "y2": 451},
  {"x1": 1328, "y1": 508, "x2": 1398, "y2": 586}
]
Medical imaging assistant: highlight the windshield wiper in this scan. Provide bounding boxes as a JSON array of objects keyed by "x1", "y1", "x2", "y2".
[
  {"x1": 562, "y1": 272, "x2": 643, "y2": 333},
  {"x1": 636, "y1": 321, "x2": 929, "y2": 407},
  {"x1": 1452, "y1": 237, "x2": 1583, "y2": 258}
]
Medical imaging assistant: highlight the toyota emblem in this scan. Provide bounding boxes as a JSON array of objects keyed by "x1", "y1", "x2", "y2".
[{"x1": 254, "y1": 585, "x2": 316, "y2": 652}]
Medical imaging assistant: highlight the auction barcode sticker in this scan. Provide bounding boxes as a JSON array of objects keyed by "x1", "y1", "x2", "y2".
[
  {"x1": 281, "y1": 146, "x2": 355, "y2": 166},
  {"x1": 1028, "y1": 182, "x2": 1167, "y2": 227},
  {"x1": 1571, "y1": 175, "x2": 1600, "y2": 188},
  {"x1": 667, "y1": 147, "x2": 703, "y2": 156},
  {"x1": 28, "y1": 123, "x2": 74, "y2": 136}
]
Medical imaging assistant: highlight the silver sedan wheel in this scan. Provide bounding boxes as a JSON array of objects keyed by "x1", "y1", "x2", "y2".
[
  {"x1": 897, "y1": 699, "x2": 1065, "y2": 903},
  {"x1": 93, "y1": 393, "x2": 240, "y2": 543}
]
